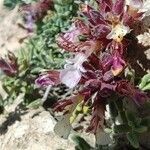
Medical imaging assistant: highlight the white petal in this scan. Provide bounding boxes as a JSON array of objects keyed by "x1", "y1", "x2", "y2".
[
  {"x1": 106, "y1": 30, "x2": 115, "y2": 40},
  {"x1": 64, "y1": 25, "x2": 80, "y2": 43},
  {"x1": 74, "y1": 53, "x2": 87, "y2": 65},
  {"x1": 106, "y1": 24, "x2": 130, "y2": 41},
  {"x1": 60, "y1": 68, "x2": 81, "y2": 88},
  {"x1": 139, "y1": 0, "x2": 150, "y2": 17},
  {"x1": 79, "y1": 65, "x2": 87, "y2": 73}
]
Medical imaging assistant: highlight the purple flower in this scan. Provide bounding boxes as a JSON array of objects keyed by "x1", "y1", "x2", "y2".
[
  {"x1": 36, "y1": 0, "x2": 149, "y2": 139},
  {"x1": 20, "y1": 0, "x2": 54, "y2": 32},
  {"x1": 116, "y1": 80, "x2": 148, "y2": 105},
  {"x1": 62, "y1": 20, "x2": 89, "y2": 44},
  {"x1": 0, "y1": 52, "x2": 18, "y2": 77},
  {"x1": 35, "y1": 71, "x2": 60, "y2": 88},
  {"x1": 111, "y1": 55, "x2": 126, "y2": 76},
  {"x1": 24, "y1": 12, "x2": 35, "y2": 32},
  {"x1": 101, "y1": 51, "x2": 126, "y2": 77}
]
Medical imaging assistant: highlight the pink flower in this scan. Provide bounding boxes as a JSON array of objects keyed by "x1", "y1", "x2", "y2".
[
  {"x1": 101, "y1": 52, "x2": 126, "y2": 77},
  {"x1": 116, "y1": 80, "x2": 148, "y2": 105},
  {"x1": 0, "y1": 52, "x2": 18, "y2": 77},
  {"x1": 35, "y1": 71, "x2": 60, "y2": 88},
  {"x1": 63, "y1": 20, "x2": 89, "y2": 43},
  {"x1": 36, "y1": 0, "x2": 149, "y2": 139},
  {"x1": 111, "y1": 55, "x2": 126, "y2": 76}
]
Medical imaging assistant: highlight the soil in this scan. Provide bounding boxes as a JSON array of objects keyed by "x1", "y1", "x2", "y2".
[
  {"x1": 0, "y1": 0, "x2": 29, "y2": 57},
  {"x1": 0, "y1": 106, "x2": 76, "y2": 150}
]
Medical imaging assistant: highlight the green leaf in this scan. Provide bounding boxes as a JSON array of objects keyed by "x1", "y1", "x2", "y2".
[
  {"x1": 133, "y1": 126, "x2": 147, "y2": 133},
  {"x1": 142, "y1": 83, "x2": 150, "y2": 91},
  {"x1": 126, "y1": 111, "x2": 141, "y2": 127},
  {"x1": 127, "y1": 132, "x2": 139, "y2": 149},
  {"x1": 4, "y1": 0, "x2": 36, "y2": 9},
  {"x1": 113, "y1": 124, "x2": 131, "y2": 133},
  {"x1": 142, "y1": 101, "x2": 150, "y2": 110},
  {"x1": 141, "y1": 117, "x2": 150, "y2": 127},
  {"x1": 139, "y1": 74, "x2": 150, "y2": 90},
  {"x1": 27, "y1": 99, "x2": 42, "y2": 109},
  {"x1": 4, "y1": 0, "x2": 18, "y2": 9},
  {"x1": 72, "y1": 135, "x2": 92, "y2": 150},
  {"x1": 2, "y1": 0, "x2": 77, "y2": 108},
  {"x1": 54, "y1": 115, "x2": 72, "y2": 139}
]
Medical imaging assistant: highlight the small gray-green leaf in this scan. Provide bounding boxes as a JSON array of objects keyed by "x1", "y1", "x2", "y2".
[
  {"x1": 127, "y1": 132, "x2": 139, "y2": 149},
  {"x1": 139, "y1": 74, "x2": 150, "y2": 90},
  {"x1": 96, "y1": 128, "x2": 112, "y2": 146},
  {"x1": 134, "y1": 126, "x2": 147, "y2": 133},
  {"x1": 54, "y1": 114, "x2": 72, "y2": 139},
  {"x1": 141, "y1": 117, "x2": 150, "y2": 127},
  {"x1": 27, "y1": 99, "x2": 42, "y2": 109},
  {"x1": 126, "y1": 111, "x2": 141, "y2": 127},
  {"x1": 113, "y1": 124, "x2": 131, "y2": 133},
  {"x1": 72, "y1": 135, "x2": 92, "y2": 150}
]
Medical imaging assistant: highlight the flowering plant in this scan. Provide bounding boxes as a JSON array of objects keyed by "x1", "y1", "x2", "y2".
[
  {"x1": 20, "y1": 0, "x2": 54, "y2": 32},
  {"x1": 0, "y1": 0, "x2": 78, "y2": 109},
  {"x1": 4, "y1": 0, "x2": 36, "y2": 9},
  {"x1": 0, "y1": 52, "x2": 18, "y2": 77},
  {"x1": 36, "y1": 0, "x2": 150, "y2": 148}
]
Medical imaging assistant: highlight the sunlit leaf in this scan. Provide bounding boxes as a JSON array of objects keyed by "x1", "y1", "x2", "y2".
[
  {"x1": 72, "y1": 135, "x2": 92, "y2": 150},
  {"x1": 54, "y1": 114, "x2": 72, "y2": 139},
  {"x1": 139, "y1": 74, "x2": 150, "y2": 90},
  {"x1": 95, "y1": 128, "x2": 112, "y2": 146},
  {"x1": 127, "y1": 132, "x2": 139, "y2": 149}
]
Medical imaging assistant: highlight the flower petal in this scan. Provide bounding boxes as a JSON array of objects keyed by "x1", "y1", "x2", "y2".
[
  {"x1": 126, "y1": 0, "x2": 143, "y2": 9},
  {"x1": 91, "y1": 24, "x2": 111, "y2": 39},
  {"x1": 60, "y1": 67, "x2": 82, "y2": 88},
  {"x1": 89, "y1": 10, "x2": 106, "y2": 25},
  {"x1": 133, "y1": 91, "x2": 148, "y2": 105},
  {"x1": 106, "y1": 23, "x2": 130, "y2": 42},
  {"x1": 0, "y1": 52, "x2": 18, "y2": 77},
  {"x1": 116, "y1": 80, "x2": 148, "y2": 105},
  {"x1": 96, "y1": 0, "x2": 112, "y2": 14},
  {"x1": 35, "y1": 71, "x2": 60, "y2": 88},
  {"x1": 112, "y1": 0, "x2": 125, "y2": 16},
  {"x1": 57, "y1": 34, "x2": 78, "y2": 52},
  {"x1": 111, "y1": 56, "x2": 126, "y2": 76}
]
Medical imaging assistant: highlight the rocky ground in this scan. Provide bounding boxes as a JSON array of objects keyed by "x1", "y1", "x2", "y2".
[
  {"x1": 0, "y1": 107, "x2": 76, "y2": 150},
  {"x1": 0, "y1": 94, "x2": 95, "y2": 150},
  {"x1": 0, "y1": 0, "x2": 30, "y2": 57}
]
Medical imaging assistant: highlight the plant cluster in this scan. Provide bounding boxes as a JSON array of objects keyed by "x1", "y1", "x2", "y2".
[
  {"x1": 4, "y1": 0, "x2": 37, "y2": 9},
  {"x1": 40, "y1": 0, "x2": 78, "y2": 46},
  {"x1": 36, "y1": 0, "x2": 150, "y2": 148},
  {"x1": 0, "y1": 0, "x2": 78, "y2": 108}
]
